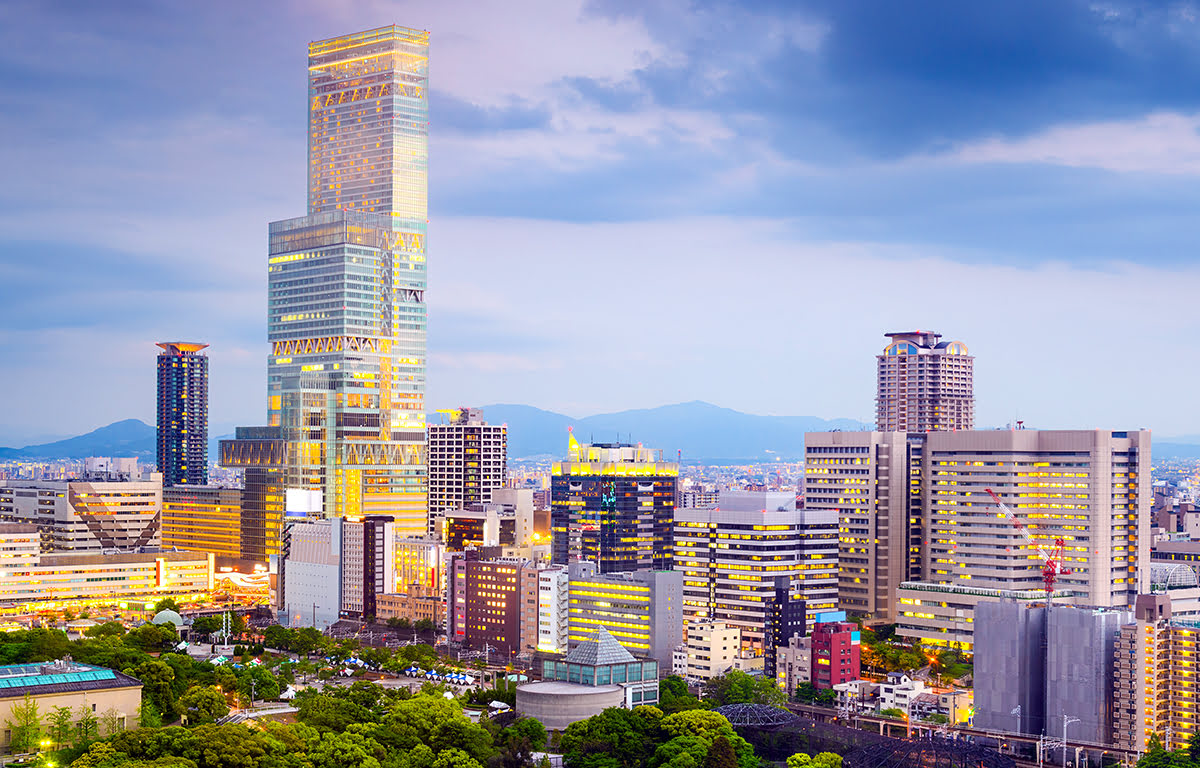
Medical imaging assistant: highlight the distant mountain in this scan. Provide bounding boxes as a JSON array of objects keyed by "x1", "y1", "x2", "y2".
[
  {"x1": 479, "y1": 401, "x2": 869, "y2": 460},
  {"x1": 0, "y1": 419, "x2": 155, "y2": 460}
]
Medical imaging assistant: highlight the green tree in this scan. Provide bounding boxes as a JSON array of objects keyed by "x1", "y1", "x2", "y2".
[
  {"x1": 238, "y1": 665, "x2": 281, "y2": 704},
  {"x1": 136, "y1": 660, "x2": 179, "y2": 720},
  {"x1": 191, "y1": 615, "x2": 221, "y2": 638},
  {"x1": 309, "y1": 729, "x2": 386, "y2": 768},
  {"x1": 701, "y1": 670, "x2": 784, "y2": 708},
  {"x1": 84, "y1": 622, "x2": 126, "y2": 639},
  {"x1": 48, "y1": 704, "x2": 73, "y2": 749},
  {"x1": 100, "y1": 706, "x2": 125, "y2": 736},
  {"x1": 4, "y1": 693, "x2": 41, "y2": 753},
  {"x1": 138, "y1": 699, "x2": 163, "y2": 729},
  {"x1": 179, "y1": 685, "x2": 230, "y2": 725},
  {"x1": 155, "y1": 598, "x2": 182, "y2": 614},
  {"x1": 263, "y1": 625, "x2": 294, "y2": 651},
  {"x1": 880, "y1": 708, "x2": 905, "y2": 720},
  {"x1": 659, "y1": 676, "x2": 704, "y2": 715},
  {"x1": 75, "y1": 704, "x2": 100, "y2": 745},
  {"x1": 811, "y1": 754, "x2": 843, "y2": 768},
  {"x1": 702, "y1": 736, "x2": 738, "y2": 768},
  {"x1": 787, "y1": 755, "x2": 811, "y2": 768}
]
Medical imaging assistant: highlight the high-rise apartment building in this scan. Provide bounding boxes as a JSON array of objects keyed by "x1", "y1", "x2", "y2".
[
  {"x1": 0, "y1": 475, "x2": 163, "y2": 553},
  {"x1": 551, "y1": 434, "x2": 677, "y2": 573},
  {"x1": 162, "y1": 485, "x2": 243, "y2": 560},
  {"x1": 764, "y1": 575, "x2": 808, "y2": 683},
  {"x1": 156, "y1": 342, "x2": 209, "y2": 486},
  {"x1": 876, "y1": 330, "x2": 973, "y2": 432},
  {"x1": 566, "y1": 562, "x2": 683, "y2": 666},
  {"x1": 675, "y1": 491, "x2": 832, "y2": 648},
  {"x1": 537, "y1": 565, "x2": 569, "y2": 654},
  {"x1": 1113, "y1": 595, "x2": 1197, "y2": 750},
  {"x1": 896, "y1": 429, "x2": 1150, "y2": 648},
  {"x1": 428, "y1": 408, "x2": 507, "y2": 534},
  {"x1": 265, "y1": 25, "x2": 429, "y2": 536},
  {"x1": 804, "y1": 431, "x2": 909, "y2": 620}
]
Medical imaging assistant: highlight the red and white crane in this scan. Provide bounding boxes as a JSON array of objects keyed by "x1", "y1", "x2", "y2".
[{"x1": 985, "y1": 488, "x2": 1073, "y2": 609}]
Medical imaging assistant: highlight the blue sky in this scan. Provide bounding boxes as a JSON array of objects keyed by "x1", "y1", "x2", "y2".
[{"x1": 2, "y1": 0, "x2": 1199, "y2": 444}]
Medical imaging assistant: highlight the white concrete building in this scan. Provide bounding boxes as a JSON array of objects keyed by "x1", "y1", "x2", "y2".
[
  {"x1": 537, "y1": 565, "x2": 569, "y2": 654},
  {"x1": 878, "y1": 672, "x2": 926, "y2": 712},
  {"x1": 685, "y1": 620, "x2": 741, "y2": 681}
]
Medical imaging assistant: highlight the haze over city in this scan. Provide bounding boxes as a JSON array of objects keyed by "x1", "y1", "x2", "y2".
[{"x1": 4, "y1": 0, "x2": 1200, "y2": 444}]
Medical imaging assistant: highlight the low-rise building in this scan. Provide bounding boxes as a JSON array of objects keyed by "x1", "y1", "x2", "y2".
[
  {"x1": 810, "y1": 612, "x2": 860, "y2": 690},
  {"x1": 537, "y1": 566, "x2": 569, "y2": 654},
  {"x1": 449, "y1": 552, "x2": 539, "y2": 657},
  {"x1": 685, "y1": 621, "x2": 741, "y2": 680},
  {"x1": 774, "y1": 634, "x2": 811, "y2": 695},
  {"x1": 0, "y1": 659, "x2": 142, "y2": 750},
  {"x1": 833, "y1": 679, "x2": 878, "y2": 712},
  {"x1": 0, "y1": 474, "x2": 163, "y2": 553},
  {"x1": 376, "y1": 583, "x2": 445, "y2": 627},
  {"x1": 517, "y1": 627, "x2": 659, "y2": 730},
  {"x1": 878, "y1": 672, "x2": 926, "y2": 712}
]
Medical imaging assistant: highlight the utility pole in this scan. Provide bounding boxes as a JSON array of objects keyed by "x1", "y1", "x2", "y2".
[{"x1": 1062, "y1": 716, "x2": 1080, "y2": 768}]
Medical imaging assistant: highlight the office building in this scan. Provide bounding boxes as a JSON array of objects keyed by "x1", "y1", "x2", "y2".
[
  {"x1": 685, "y1": 620, "x2": 741, "y2": 680},
  {"x1": 0, "y1": 659, "x2": 142, "y2": 748},
  {"x1": 219, "y1": 426, "x2": 286, "y2": 562},
  {"x1": 449, "y1": 551, "x2": 539, "y2": 657},
  {"x1": 551, "y1": 434, "x2": 678, "y2": 573},
  {"x1": 897, "y1": 429, "x2": 1150, "y2": 648},
  {"x1": 538, "y1": 565, "x2": 570, "y2": 654},
  {"x1": 394, "y1": 536, "x2": 447, "y2": 596},
  {"x1": 567, "y1": 561, "x2": 682, "y2": 666},
  {"x1": 810, "y1": 612, "x2": 860, "y2": 690},
  {"x1": 339, "y1": 515, "x2": 395, "y2": 620},
  {"x1": 279, "y1": 519, "x2": 340, "y2": 629},
  {"x1": 804, "y1": 431, "x2": 909, "y2": 620},
  {"x1": 0, "y1": 524, "x2": 213, "y2": 613},
  {"x1": 675, "y1": 491, "x2": 831, "y2": 648},
  {"x1": 764, "y1": 575, "x2": 807, "y2": 682},
  {"x1": 875, "y1": 330, "x2": 973, "y2": 432},
  {"x1": 0, "y1": 475, "x2": 163, "y2": 553},
  {"x1": 263, "y1": 25, "x2": 430, "y2": 537},
  {"x1": 162, "y1": 485, "x2": 242, "y2": 560},
  {"x1": 156, "y1": 342, "x2": 209, "y2": 487},
  {"x1": 1114, "y1": 594, "x2": 1200, "y2": 751},
  {"x1": 278, "y1": 515, "x2": 396, "y2": 626},
  {"x1": 444, "y1": 492, "x2": 534, "y2": 551},
  {"x1": 428, "y1": 408, "x2": 507, "y2": 534}
]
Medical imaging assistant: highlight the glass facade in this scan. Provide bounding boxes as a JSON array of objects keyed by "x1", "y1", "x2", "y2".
[{"x1": 262, "y1": 25, "x2": 429, "y2": 536}]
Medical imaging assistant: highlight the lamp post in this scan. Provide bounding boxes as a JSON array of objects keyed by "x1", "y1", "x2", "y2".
[{"x1": 1062, "y1": 715, "x2": 1080, "y2": 768}]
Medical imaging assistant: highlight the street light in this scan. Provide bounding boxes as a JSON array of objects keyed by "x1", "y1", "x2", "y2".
[{"x1": 1062, "y1": 715, "x2": 1081, "y2": 768}]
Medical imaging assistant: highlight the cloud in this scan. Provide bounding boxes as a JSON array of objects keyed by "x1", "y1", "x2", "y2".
[{"x1": 941, "y1": 111, "x2": 1200, "y2": 174}]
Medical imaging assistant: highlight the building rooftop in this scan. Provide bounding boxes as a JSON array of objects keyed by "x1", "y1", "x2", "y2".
[
  {"x1": 565, "y1": 626, "x2": 637, "y2": 666},
  {"x1": 518, "y1": 681, "x2": 622, "y2": 695},
  {"x1": 0, "y1": 659, "x2": 142, "y2": 699}
]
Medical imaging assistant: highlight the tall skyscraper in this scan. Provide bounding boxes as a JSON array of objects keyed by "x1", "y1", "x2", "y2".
[
  {"x1": 156, "y1": 342, "x2": 209, "y2": 486},
  {"x1": 876, "y1": 330, "x2": 973, "y2": 432},
  {"x1": 266, "y1": 26, "x2": 429, "y2": 534},
  {"x1": 427, "y1": 407, "x2": 508, "y2": 535},
  {"x1": 550, "y1": 433, "x2": 677, "y2": 573}
]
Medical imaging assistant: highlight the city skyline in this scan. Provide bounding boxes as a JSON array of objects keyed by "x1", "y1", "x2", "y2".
[{"x1": 6, "y1": 1, "x2": 1200, "y2": 444}]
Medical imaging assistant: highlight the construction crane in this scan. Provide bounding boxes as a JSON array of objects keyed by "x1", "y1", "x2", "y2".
[{"x1": 985, "y1": 488, "x2": 1073, "y2": 609}]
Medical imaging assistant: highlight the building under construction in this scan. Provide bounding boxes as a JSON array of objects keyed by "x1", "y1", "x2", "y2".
[{"x1": 974, "y1": 600, "x2": 1132, "y2": 745}]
